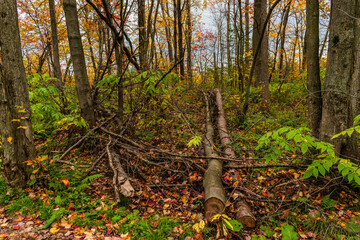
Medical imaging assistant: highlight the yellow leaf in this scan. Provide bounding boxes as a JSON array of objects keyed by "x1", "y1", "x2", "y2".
[
  {"x1": 17, "y1": 126, "x2": 28, "y2": 129},
  {"x1": 192, "y1": 223, "x2": 201, "y2": 233},
  {"x1": 49, "y1": 227, "x2": 59, "y2": 234},
  {"x1": 223, "y1": 218, "x2": 233, "y2": 230},
  {"x1": 7, "y1": 137, "x2": 12, "y2": 144},
  {"x1": 32, "y1": 169, "x2": 39, "y2": 174},
  {"x1": 18, "y1": 109, "x2": 26, "y2": 113},
  {"x1": 181, "y1": 195, "x2": 188, "y2": 204},
  {"x1": 11, "y1": 119, "x2": 21, "y2": 122}
]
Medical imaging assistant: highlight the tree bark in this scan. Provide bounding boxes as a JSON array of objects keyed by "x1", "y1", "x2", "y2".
[
  {"x1": 185, "y1": 0, "x2": 192, "y2": 82},
  {"x1": 278, "y1": 0, "x2": 291, "y2": 80},
  {"x1": 48, "y1": 0, "x2": 62, "y2": 81},
  {"x1": 306, "y1": 0, "x2": 322, "y2": 139},
  {"x1": 253, "y1": 0, "x2": 270, "y2": 112},
  {"x1": 0, "y1": 0, "x2": 36, "y2": 188},
  {"x1": 106, "y1": 139, "x2": 135, "y2": 202},
  {"x1": 213, "y1": 88, "x2": 256, "y2": 228},
  {"x1": 319, "y1": 0, "x2": 360, "y2": 157},
  {"x1": 63, "y1": 0, "x2": 96, "y2": 127},
  {"x1": 177, "y1": 0, "x2": 185, "y2": 78},
  {"x1": 202, "y1": 92, "x2": 226, "y2": 222},
  {"x1": 138, "y1": 0, "x2": 148, "y2": 71}
]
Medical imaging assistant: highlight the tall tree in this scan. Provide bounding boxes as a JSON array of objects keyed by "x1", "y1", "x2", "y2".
[
  {"x1": 138, "y1": 0, "x2": 147, "y2": 71},
  {"x1": 0, "y1": 0, "x2": 36, "y2": 188},
  {"x1": 244, "y1": 0, "x2": 250, "y2": 69},
  {"x1": 185, "y1": 0, "x2": 192, "y2": 82},
  {"x1": 48, "y1": 0, "x2": 62, "y2": 81},
  {"x1": 306, "y1": 0, "x2": 322, "y2": 139},
  {"x1": 253, "y1": 0, "x2": 269, "y2": 111},
  {"x1": 177, "y1": 0, "x2": 185, "y2": 78},
  {"x1": 319, "y1": 0, "x2": 360, "y2": 157},
  {"x1": 63, "y1": 0, "x2": 96, "y2": 127}
]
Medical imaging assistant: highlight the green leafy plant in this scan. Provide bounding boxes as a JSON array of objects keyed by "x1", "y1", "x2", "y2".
[
  {"x1": 281, "y1": 223, "x2": 298, "y2": 240},
  {"x1": 37, "y1": 207, "x2": 66, "y2": 230},
  {"x1": 256, "y1": 126, "x2": 360, "y2": 186},
  {"x1": 187, "y1": 135, "x2": 202, "y2": 147}
]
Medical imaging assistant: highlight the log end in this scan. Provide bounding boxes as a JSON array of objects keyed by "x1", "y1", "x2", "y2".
[
  {"x1": 205, "y1": 197, "x2": 225, "y2": 222},
  {"x1": 235, "y1": 201, "x2": 256, "y2": 228}
]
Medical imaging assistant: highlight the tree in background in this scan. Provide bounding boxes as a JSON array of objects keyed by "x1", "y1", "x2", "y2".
[
  {"x1": 63, "y1": 0, "x2": 96, "y2": 127},
  {"x1": 0, "y1": 0, "x2": 36, "y2": 188}
]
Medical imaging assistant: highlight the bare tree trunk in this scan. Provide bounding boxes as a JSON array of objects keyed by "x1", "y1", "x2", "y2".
[
  {"x1": 173, "y1": 0, "x2": 179, "y2": 74},
  {"x1": 320, "y1": 0, "x2": 359, "y2": 157},
  {"x1": 0, "y1": 0, "x2": 36, "y2": 188},
  {"x1": 138, "y1": 0, "x2": 147, "y2": 71},
  {"x1": 226, "y1": 0, "x2": 231, "y2": 78},
  {"x1": 48, "y1": 0, "x2": 62, "y2": 81},
  {"x1": 177, "y1": 0, "x2": 185, "y2": 78},
  {"x1": 63, "y1": 0, "x2": 96, "y2": 127},
  {"x1": 253, "y1": 0, "x2": 270, "y2": 111},
  {"x1": 306, "y1": 0, "x2": 322, "y2": 139},
  {"x1": 244, "y1": 0, "x2": 250, "y2": 69},
  {"x1": 278, "y1": 0, "x2": 291, "y2": 80},
  {"x1": 186, "y1": 0, "x2": 192, "y2": 83}
]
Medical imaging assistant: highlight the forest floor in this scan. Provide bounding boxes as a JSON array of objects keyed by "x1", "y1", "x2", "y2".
[{"x1": 1, "y1": 82, "x2": 360, "y2": 240}]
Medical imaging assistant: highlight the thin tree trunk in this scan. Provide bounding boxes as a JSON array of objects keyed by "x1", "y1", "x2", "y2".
[
  {"x1": 279, "y1": 0, "x2": 291, "y2": 80},
  {"x1": 186, "y1": 0, "x2": 192, "y2": 83},
  {"x1": 138, "y1": 0, "x2": 147, "y2": 71},
  {"x1": 177, "y1": 0, "x2": 185, "y2": 78},
  {"x1": 306, "y1": 0, "x2": 322, "y2": 139},
  {"x1": 244, "y1": 0, "x2": 250, "y2": 69},
  {"x1": 48, "y1": 0, "x2": 62, "y2": 81},
  {"x1": 63, "y1": 0, "x2": 96, "y2": 127}
]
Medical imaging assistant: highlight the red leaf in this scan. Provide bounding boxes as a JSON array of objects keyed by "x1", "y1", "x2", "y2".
[{"x1": 262, "y1": 192, "x2": 269, "y2": 197}]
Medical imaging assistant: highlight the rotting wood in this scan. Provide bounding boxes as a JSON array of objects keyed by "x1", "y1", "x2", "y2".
[
  {"x1": 106, "y1": 137, "x2": 134, "y2": 202},
  {"x1": 214, "y1": 88, "x2": 256, "y2": 228},
  {"x1": 202, "y1": 91, "x2": 226, "y2": 222}
]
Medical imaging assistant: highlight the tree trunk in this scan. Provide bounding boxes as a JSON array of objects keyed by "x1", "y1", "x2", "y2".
[
  {"x1": 306, "y1": 0, "x2": 322, "y2": 139},
  {"x1": 203, "y1": 92, "x2": 226, "y2": 222},
  {"x1": 319, "y1": 0, "x2": 360, "y2": 157},
  {"x1": 138, "y1": 0, "x2": 147, "y2": 71},
  {"x1": 253, "y1": 0, "x2": 270, "y2": 111},
  {"x1": 63, "y1": 0, "x2": 96, "y2": 127},
  {"x1": 177, "y1": 0, "x2": 185, "y2": 78},
  {"x1": 0, "y1": 0, "x2": 36, "y2": 188},
  {"x1": 213, "y1": 88, "x2": 256, "y2": 227},
  {"x1": 185, "y1": 0, "x2": 192, "y2": 83},
  {"x1": 48, "y1": 0, "x2": 62, "y2": 81},
  {"x1": 278, "y1": 0, "x2": 291, "y2": 80},
  {"x1": 244, "y1": 0, "x2": 250, "y2": 69}
]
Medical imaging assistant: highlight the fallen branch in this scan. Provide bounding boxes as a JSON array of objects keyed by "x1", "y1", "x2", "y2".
[{"x1": 106, "y1": 137, "x2": 135, "y2": 202}]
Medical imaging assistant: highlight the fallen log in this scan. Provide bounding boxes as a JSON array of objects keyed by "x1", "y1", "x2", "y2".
[
  {"x1": 214, "y1": 88, "x2": 256, "y2": 228},
  {"x1": 106, "y1": 137, "x2": 135, "y2": 202},
  {"x1": 202, "y1": 92, "x2": 226, "y2": 222}
]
